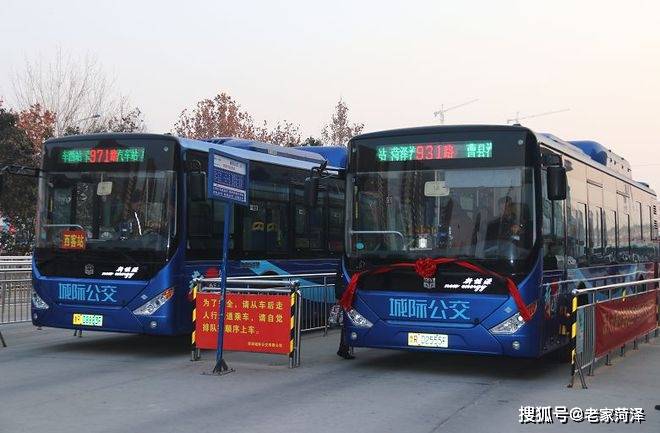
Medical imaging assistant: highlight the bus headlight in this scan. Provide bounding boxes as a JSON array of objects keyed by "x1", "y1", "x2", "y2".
[
  {"x1": 489, "y1": 302, "x2": 537, "y2": 334},
  {"x1": 31, "y1": 292, "x2": 49, "y2": 310},
  {"x1": 346, "y1": 308, "x2": 373, "y2": 328},
  {"x1": 133, "y1": 288, "x2": 175, "y2": 316}
]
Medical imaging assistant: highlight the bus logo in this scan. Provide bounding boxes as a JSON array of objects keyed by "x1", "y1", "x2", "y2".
[
  {"x1": 389, "y1": 298, "x2": 470, "y2": 321},
  {"x1": 101, "y1": 266, "x2": 139, "y2": 279},
  {"x1": 423, "y1": 277, "x2": 436, "y2": 289},
  {"x1": 58, "y1": 283, "x2": 118, "y2": 304},
  {"x1": 84, "y1": 264, "x2": 94, "y2": 275},
  {"x1": 443, "y1": 277, "x2": 493, "y2": 293}
]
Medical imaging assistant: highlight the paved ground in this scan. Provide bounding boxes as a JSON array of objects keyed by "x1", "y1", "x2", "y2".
[{"x1": 0, "y1": 323, "x2": 658, "y2": 433}]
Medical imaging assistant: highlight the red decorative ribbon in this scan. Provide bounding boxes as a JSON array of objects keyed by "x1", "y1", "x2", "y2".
[{"x1": 339, "y1": 257, "x2": 533, "y2": 322}]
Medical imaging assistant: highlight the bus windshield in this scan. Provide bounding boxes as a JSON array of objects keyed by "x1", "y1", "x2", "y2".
[
  {"x1": 37, "y1": 170, "x2": 175, "y2": 253},
  {"x1": 35, "y1": 137, "x2": 178, "y2": 271},
  {"x1": 348, "y1": 130, "x2": 537, "y2": 266}
]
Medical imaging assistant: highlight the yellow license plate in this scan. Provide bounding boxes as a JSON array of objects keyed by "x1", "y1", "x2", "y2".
[
  {"x1": 72, "y1": 313, "x2": 103, "y2": 327},
  {"x1": 408, "y1": 332, "x2": 448, "y2": 348}
]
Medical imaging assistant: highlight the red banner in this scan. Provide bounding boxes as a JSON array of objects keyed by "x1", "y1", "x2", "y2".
[
  {"x1": 594, "y1": 291, "x2": 658, "y2": 357},
  {"x1": 195, "y1": 292, "x2": 292, "y2": 355}
]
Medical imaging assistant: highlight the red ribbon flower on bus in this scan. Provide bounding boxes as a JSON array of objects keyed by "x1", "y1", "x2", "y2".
[{"x1": 339, "y1": 257, "x2": 534, "y2": 322}]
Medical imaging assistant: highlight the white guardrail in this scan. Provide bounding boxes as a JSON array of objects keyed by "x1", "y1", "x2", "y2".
[{"x1": 0, "y1": 256, "x2": 32, "y2": 330}]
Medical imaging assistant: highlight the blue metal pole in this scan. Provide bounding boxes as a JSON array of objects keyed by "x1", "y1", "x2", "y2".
[{"x1": 213, "y1": 202, "x2": 233, "y2": 375}]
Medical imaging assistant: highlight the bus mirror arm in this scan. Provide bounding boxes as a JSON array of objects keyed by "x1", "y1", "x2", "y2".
[
  {"x1": 304, "y1": 161, "x2": 328, "y2": 208},
  {"x1": 304, "y1": 176, "x2": 319, "y2": 208},
  {"x1": 188, "y1": 171, "x2": 207, "y2": 202},
  {"x1": 547, "y1": 165, "x2": 567, "y2": 201}
]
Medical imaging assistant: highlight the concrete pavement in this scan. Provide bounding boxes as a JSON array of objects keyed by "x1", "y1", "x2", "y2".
[{"x1": 0, "y1": 322, "x2": 658, "y2": 433}]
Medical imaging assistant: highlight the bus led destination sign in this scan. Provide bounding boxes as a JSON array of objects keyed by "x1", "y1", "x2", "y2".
[
  {"x1": 60, "y1": 148, "x2": 146, "y2": 164},
  {"x1": 376, "y1": 141, "x2": 493, "y2": 162}
]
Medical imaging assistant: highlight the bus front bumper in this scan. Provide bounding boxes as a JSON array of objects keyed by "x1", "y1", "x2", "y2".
[
  {"x1": 31, "y1": 302, "x2": 178, "y2": 335},
  {"x1": 344, "y1": 319, "x2": 539, "y2": 357}
]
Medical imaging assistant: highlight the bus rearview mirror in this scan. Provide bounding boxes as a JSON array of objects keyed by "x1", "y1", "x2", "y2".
[
  {"x1": 547, "y1": 165, "x2": 567, "y2": 200},
  {"x1": 304, "y1": 177, "x2": 319, "y2": 208},
  {"x1": 188, "y1": 172, "x2": 207, "y2": 202}
]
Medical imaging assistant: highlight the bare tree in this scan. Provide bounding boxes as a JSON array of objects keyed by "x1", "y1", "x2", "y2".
[
  {"x1": 257, "y1": 120, "x2": 302, "y2": 147},
  {"x1": 174, "y1": 92, "x2": 301, "y2": 146},
  {"x1": 12, "y1": 49, "x2": 142, "y2": 135},
  {"x1": 321, "y1": 98, "x2": 364, "y2": 145},
  {"x1": 174, "y1": 93, "x2": 256, "y2": 139}
]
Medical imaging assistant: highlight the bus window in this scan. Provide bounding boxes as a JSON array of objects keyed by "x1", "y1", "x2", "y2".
[
  {"x1": 294, "y1": 205, "x2": 309, "y2": 249},
  {"x1": 604, "y1": 209, "x2": 617, "y2": 261},
  {"x1": 588, "y1": 207, "x2": 603, "y2": 261},
  {"x1": 541, "y1": 170, "x2": 565, "y2": 269},
  {"x1": 567, "y1": 202, "x2": 587, "y2": 266},
  {"x1": 187, "y1": 200, "x2": 235, "y2": 260},
  {"x1": 242, "y1": 201, "x2": 267, "y2": 254},
  {"x1": 309, "y1": 199, "x2": 325, "y2": 250},
  {"x1": 630, "y1": 201, "x2": 643, "y2": 258},
  {"x1": 618, "y1": 213, "x2": 631, "y2": 261},
  {"x1": 328, "y1": 207, "x2": 344, "y2": 253},
  {"x1": 186, "y1": 150, "x2": 235, "y2": 260},
  {"x1": 294, "y1": 187, "x2": 327, "y2": 255},
  {"x1": 647, "y1": 205, "x2": 653, "y2": 242},
  {"x1": 266, "y1": 203, "x2": 288, "y2": 253}
]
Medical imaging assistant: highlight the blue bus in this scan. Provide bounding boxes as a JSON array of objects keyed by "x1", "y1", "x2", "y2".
[
  {"x1": 31, "y1": 133, "x2": 345, "y2": 335},
  {"x1": 335, "y1": 125, "x2": 658, "y2": 358}
]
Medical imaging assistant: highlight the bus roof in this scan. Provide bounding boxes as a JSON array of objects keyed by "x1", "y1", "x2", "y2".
[
  {"x1": 44, "y1": 132, "x2": 180, "y2": 144},
  {"x1": 534, "y1": 132, "x2": 656, "y2": 196},
  {"x1": 351, "y1": 124, "x2": 529, "y2": 141},
  {"x1": 180, "y1": 137, "x2": 333, "y2": 172},
  {"x1": 204, "y1": 138, "x2": 346, "y2": 170},
  {"x1": 297, "y1": 146, "x2": 347, "y2": 169},
  {"x1": 351, "y1": 125, "x2": 656, "y2": 196}
]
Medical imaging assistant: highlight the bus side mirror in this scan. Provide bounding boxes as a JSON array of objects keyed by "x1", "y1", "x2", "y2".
[
  {"x1": 547, "y1": 165, "x2": 567, "y2": 200},
  {"x1": 304, "y1": 176, "x2": 319, "y2": 208},
  {"x1": 188, "y1": 172, "x2": 207, "y2": 202}
]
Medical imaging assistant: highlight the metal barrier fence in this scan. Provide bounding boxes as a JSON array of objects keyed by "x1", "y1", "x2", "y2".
[
  {"x1": 569, "y1": 277, "x2": 660, "y2": 389},
  {"x1": 0, "y1": 256, "x2": 33, "y2": 326},
  {"x1": 226, "y1": 273, "x2": 336, "y2": 334},
  {"x1": 192, "y1": 277, "x2": 303, "y2": 368}
]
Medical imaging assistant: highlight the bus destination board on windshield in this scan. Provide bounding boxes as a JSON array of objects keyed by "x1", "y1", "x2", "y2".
[{"x1": 376, "y1": 141, "x2": 493, "y2": 162}]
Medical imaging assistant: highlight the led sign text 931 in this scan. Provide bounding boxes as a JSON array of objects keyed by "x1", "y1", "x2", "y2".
[
  {"x1": 376, "y1": 141, "x2": 493, "y2": 162},
  {"x1": 60, "y1": 148, "x2": 145, "y2": 164}
]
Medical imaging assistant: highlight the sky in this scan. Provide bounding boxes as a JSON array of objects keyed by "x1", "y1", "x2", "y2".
[{"x1": 1, "y1": 0, "x2": 659, "y2": 190}]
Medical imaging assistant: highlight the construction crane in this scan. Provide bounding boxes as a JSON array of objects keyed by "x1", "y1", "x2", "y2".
[
  {"x1": 506, "y1": 108, "x2": 570, "y2": 125},
  {"x1": 433, "y1": 98, "x2": 479, "y2": 124}
]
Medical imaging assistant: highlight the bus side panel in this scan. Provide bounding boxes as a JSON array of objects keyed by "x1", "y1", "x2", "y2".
[{"x1": 538, "y1": 261, "x2": 655, "y2": 356}]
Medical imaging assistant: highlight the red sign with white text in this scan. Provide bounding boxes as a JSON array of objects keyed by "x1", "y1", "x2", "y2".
[
  {"x1": 594, "y1": 291, "x2": 658, "y2": 357},
  {"x1": 195, "y1": 292, "x2": 291, "y2": 355}
]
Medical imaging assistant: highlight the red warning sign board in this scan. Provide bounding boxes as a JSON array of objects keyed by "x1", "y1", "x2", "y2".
[{"x1": 195, "y1": 292, "x2": 292, "y2": 355}]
